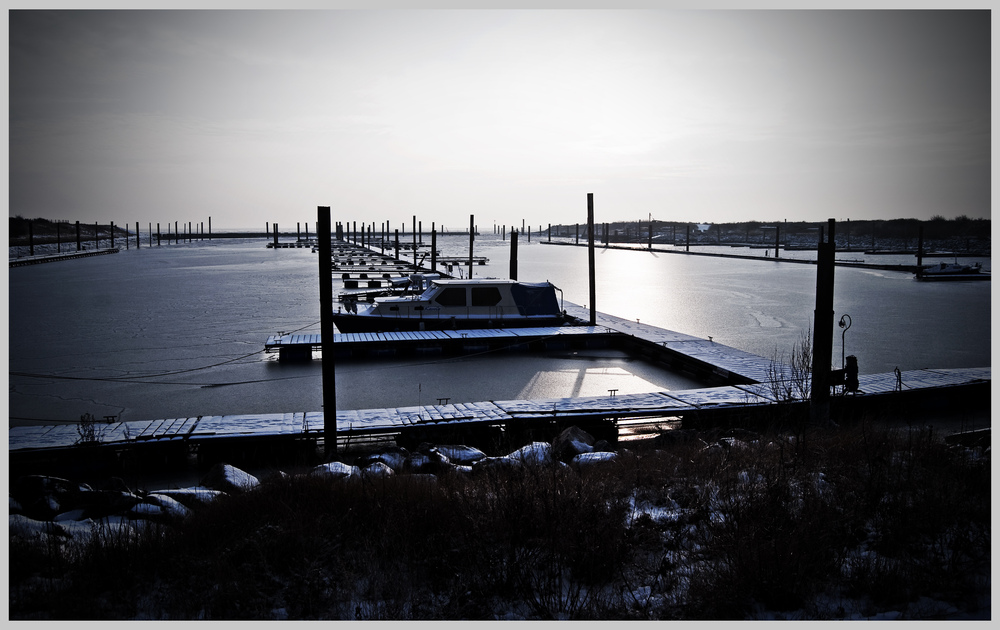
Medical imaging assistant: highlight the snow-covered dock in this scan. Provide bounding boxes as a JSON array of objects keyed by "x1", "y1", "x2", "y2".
[{"x1": 8, "y1": 366, "x2": 989, "y2": 455}]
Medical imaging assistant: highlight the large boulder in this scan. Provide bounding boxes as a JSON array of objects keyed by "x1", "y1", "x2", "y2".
[
  {"x1": 199, "y1": 463, "x2": 260, "y2": 493},
  {"x1": 552, "y1": 426, "x2": 596, "y2": 463},
  {"x1": 404, "y1": 446, "x2": 451, "y2": 473},
  {"x1": 356, "y1": 447, "x2": 409, "y2": 472},
  {"x1": 434, "y1": 444, "x2": 487, "y2": 466},
  {"x1": 311, "y1": 461, "x2": 360, "y2": 480},
  {"x1": 361, "y1": 461, "x2": 394, "y2": 479},
  {"x1": 11, "y1": 475, "x2": 94, "y2": 520},
  {"x1": 146, "y1": 487, "x2": 226, "y2": 511}
]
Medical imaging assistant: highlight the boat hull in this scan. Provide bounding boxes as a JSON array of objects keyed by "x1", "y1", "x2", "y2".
[{"x1": 332, "y1": 313, "x2": 568, "y2": 333}]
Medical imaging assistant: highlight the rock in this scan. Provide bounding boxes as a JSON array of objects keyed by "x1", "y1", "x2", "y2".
[
  {"x1": 472, "y1": 456, "x2": 520, "y2": 473},
  {"x1": 11, "y1": 475, "x2": 94, "y2": 520},
  {"x1": 508, "y1": 442, "x2": 554, "y2": 466},
  {"x1": 200, "y1": 463, "x2": 260, "y2": 493},
  {"x1": 404, "y1": 448, "x2": 450, "y2": 473},
  {"x1": 552, "y1": 426, "x2": 596, "y2": 462},
  {"x1": 311, "y1": 461, "x2": 359, "y2": 480},
  {"x1": 54, "y1": 508, "x2": 88, "y2": 522},
  {"x1": 434, "y1": 444, "x2": 487, "y2": 465},
  {"x1": 146, "y1": 487, "x2": 225, "y2": 510},
  {"x1": 146, "y1": 494, "x2": 193, "y2": 520},
  {"x1": 572, "y1": 451, "x2": 618, "y2": 468},
  {"x1": 593, "y1": 439, "x2": 614, "y2": 452},
  {"x1": 361, "y1": 461, "x2": 394, "y2": 478},
  {"x1": 128, "y1": 502, "x2": 170, "y2": 521},
  {"x1": 9, "y1": 514, "x2": 66, "y2": 540},
  {"x1": 356, "y1": 447, "x2": 409, "y2": 472}
]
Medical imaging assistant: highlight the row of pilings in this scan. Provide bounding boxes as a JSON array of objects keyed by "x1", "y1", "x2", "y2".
[{"x1": 15, "y1": 218, "x2": 214, "y2": 256}]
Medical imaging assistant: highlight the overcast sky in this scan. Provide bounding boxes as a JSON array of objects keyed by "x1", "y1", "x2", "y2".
[{"x1": 8, "y1": 10, "x2": 991, "y2": 231}]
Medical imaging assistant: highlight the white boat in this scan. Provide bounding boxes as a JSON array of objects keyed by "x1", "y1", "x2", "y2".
[
  {"x1": 331, "y1": 277, "x2": 566, "y2": 333},
  {"x1": 917, "y1": 261, "x2": 987, "y2": 281}
]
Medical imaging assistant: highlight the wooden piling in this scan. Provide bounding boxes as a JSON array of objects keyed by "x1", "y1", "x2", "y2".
[
  {"x1": 395, "y1": 229, "x2": 400, "y2": 261},
  {"x1": 468, "y1": 214, "x2": 475, "y2": 279},
  {"x1": 431, "y1": 224, "x2": 437, "y2": 272},
  {"x1": 588, "y1": 193, "x2": 596, "y2": 326},
  {"x1": 273, "y1": 222, "x2": 278, "y2": 247},
  {"x1": 811, "y1": 218, "x2": 836, "y2": 425},
  {"x1": 209, "y1": 216, "x2": 212, "y2": 240},
  {"x1": 317, "y1": 206, "x2": 336, "y2": 456},
  {"x1": 76, "y1": 221, "x2": 81, "y2": 251},
  {"x1": 28, "y1": 222, "x2": 33, "y2": 256},
  {"x1": 413, "y1": 216, "x2": 417, "y2": 272},
  {"x1": 111, "y1": 222, "x2": 115, "y2": 249},
  {"x1": 916, "y1": 224, "x2": 924, "y2": 279},
  {"x1": 94, "y1": 222, "x2": 98, "y2": 250},
  {"x1": 510, "y1": 229, "x2": 518, "y2": 280},
  {"x1": 686, "y1": 224, "x2": 690, "y2": 252}
]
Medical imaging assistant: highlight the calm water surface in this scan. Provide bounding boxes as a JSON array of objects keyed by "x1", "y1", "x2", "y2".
[{"x1": 8, "y1": 234, "x2": 990, "y2": 426}]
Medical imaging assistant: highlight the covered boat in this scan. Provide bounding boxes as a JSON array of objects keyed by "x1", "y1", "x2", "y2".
[{"x1": 332, "y1": 278, "x2": 566, "y2": 332}]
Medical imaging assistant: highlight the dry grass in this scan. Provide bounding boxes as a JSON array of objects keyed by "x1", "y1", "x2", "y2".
[{"x1": 9, "y1": 419, "x2": 991, "y2": 620}]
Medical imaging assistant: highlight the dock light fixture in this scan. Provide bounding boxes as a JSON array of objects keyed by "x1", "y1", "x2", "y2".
[{"x1": 838, "y1": 314, "x2": 852, "y2": 369}]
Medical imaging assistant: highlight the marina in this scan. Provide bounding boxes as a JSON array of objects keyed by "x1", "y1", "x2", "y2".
[
  {"x1": 8, "y1": 228, "x2": 991, "y2": 470},
  {"x1": 10, "y1": 288, "x2": 990, "y2": 466}
]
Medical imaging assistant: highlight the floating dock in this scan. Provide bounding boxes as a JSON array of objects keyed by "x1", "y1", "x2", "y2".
[{"x1": 9, "y1": 248, "x2": 120, "y2": 267}]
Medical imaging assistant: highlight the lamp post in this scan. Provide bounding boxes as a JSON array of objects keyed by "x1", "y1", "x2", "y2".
[{"x1": 838, "y1": 314, "x2": 852, "y2": 369}]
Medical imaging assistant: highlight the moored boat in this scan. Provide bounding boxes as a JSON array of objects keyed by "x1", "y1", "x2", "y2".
[
  {"x1": 332, "y1": 277, "x2": 567, "y2": 332},
  {"x1": 916, "y1": 261, "x2": 989, "y2": 281}
]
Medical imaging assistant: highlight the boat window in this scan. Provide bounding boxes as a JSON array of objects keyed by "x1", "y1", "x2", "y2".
[
  {"x1": 434, "y1": 287, "x2": 467, "y2": 307},
  {"x1": 471, "y1": 287, "x2": 503, "y2": 307}
]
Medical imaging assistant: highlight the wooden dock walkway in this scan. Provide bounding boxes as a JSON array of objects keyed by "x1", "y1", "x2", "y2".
[
  {"x1": 9, "y1": 366, "x2": 989, "y2": 455},
  {"x1": 9, "y1": 248, "x2": 120, "y2": 267}
]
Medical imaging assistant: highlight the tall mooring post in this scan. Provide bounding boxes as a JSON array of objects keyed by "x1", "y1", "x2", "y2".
[
  {"x1": 28, "y1": 222, "x2": 33, "y2": 256},
  {"x1": 810, "y1": 218, "x2": 837, "y2": 425},
  {"x1": 916, "y1": 224, "x2": 925, "y2": 279},
  {"x1": 775, "y1": 223, "x2": 780, "y2": 259},
  {"x1": 317, "y1": 206, "x2": 337, "y2": 456},
  {"x1": 509, "y1": 230, "x2": 518, "y2": 280},
  {"x1": 413, "y1": 216, "x2": 418, "y2": 272},
  {"x1": 94, "y1": 222, "x2": 99, "y2": 249},
  {"x1": 157, "y1": 223, "x2": 161, "y2": 246},
  {"x1": 548, "y1": 223, "x2": 551, "y2": 242},
  {"x1": 587, "y1": 193, "x2": 596, "y2": 326},
  {"x1": 273, "y1": 222, "x2": 279, "y2": 247},
  {"x1": 209, "y1": 216, "x2": 212, "y2": 240},
  {"x1": 686, "y1": 224, "x2": 690, "y2": 252},
  {"x1": 468, "y1": 214, "x2": 475, "y2": 279},
  {"x1": 110, "y1": 222, "x2": 115, "y2": 249},
  {"x1": 394, "y1": 229, "x2": 400, "y2": 261},
  {"x1": 431, "y1": 224, "x2": 437, "y2": 272}
]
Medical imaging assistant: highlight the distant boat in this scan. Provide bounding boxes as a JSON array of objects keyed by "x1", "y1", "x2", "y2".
[
  {"x1": 916, "y1": 261, "x2": 989, "y2": 281},
  {"x1": 331, "y1": 278, "x2": 567, "y2": 333}
]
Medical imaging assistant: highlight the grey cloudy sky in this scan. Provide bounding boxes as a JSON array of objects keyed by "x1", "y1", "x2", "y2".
[{"x1": 8, "y1": 10, "x2": 991, "y2": 231}]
